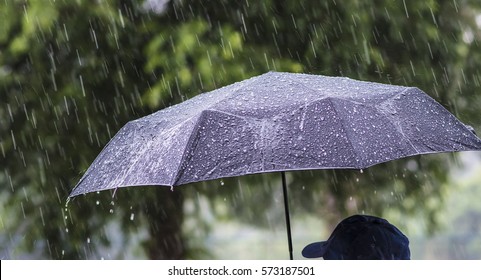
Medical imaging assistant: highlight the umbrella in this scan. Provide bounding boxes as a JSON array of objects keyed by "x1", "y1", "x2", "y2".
[{"x1": 70, "y1": 71, "x2": 481, "y2": 259}]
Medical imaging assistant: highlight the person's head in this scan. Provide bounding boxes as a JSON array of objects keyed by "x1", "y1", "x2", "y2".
[{"x1": 302, "y1": 214, "x2": 410, "y2": 260}]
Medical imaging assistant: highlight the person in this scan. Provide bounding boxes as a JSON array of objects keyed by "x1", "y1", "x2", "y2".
[{"x1": 302, "y1": 214, "x2": 410, "y2": 260}]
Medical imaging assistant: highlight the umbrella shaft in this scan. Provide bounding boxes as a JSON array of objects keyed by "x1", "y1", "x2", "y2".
[{"x1": 281, "y1": 171, "x2": 293, "y2": 260}]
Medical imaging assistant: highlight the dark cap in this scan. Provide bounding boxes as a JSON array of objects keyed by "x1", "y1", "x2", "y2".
[{"x1": 302, "y1": 215, "x2": 410, "y2": 260}]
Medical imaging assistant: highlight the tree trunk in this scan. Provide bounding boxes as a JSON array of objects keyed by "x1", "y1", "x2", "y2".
[{"x1": 142, "y1": 189, "x2": 185, "y2": 259}]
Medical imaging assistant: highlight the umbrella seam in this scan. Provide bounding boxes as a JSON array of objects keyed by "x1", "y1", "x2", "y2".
[
  {"x1": 379, "y1": 87, "x2": 422, "y2": 154},
  {"x1": 168, "y1": 72, "x2": 290, "y2": 184},
  {"x1": 69, "y1": 122, "x2": 140, "y2": 196},
  {"x1": 281, "y1": 73, "x2": 372, "y2": 108},
  {"x1": 170, "y1": 108, "x2": 253, "y2": 185},
  {"x1": 172, "y1": 109, "x2": 251, "y2": 185},
  {"x1": 283, "y1": 73, "x2": 316, "y2": 87},
  {"x1": 282, "y1": 73, "x2": 328, "y2": 101},
  {"x1": 201, "y1": 108, "x2": 251, "y2": 120},
  {"x1": 132, "y1": 73, "x2": 267, "y2": 126},
  {"x1": 195, "y1": 72, "x2": 271, "y2": 112},
  {"x1": 113, "y1": 122, "x2": 162, "y2": 188},
  {"x1": 326, "y1": 97, "x2": 364, "y2": 169},
  {"x1": 170, "y1": 113, "x2": 206, "y2": 186},
  {"x1": 140, "y1": 74, "x2": 270, "y2": 187}
]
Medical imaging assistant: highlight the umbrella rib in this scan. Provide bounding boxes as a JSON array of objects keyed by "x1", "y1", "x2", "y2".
[
  {"x1": 118, "y1": 123, "x2": 161, "y2": 187},
  {"x1": 327, "y1": 97, "x2": 363, "y2": 168},
  {"x1": 170, "y1": 108, "x2": 274, "y2": 184},
  {"x1": 282, "y1": 73, "x2": 326, "y2": 100},
  {"x1": 134, "y1": 74, "x2": 263, "y2": 186},
  {"x1": 281, "y1": 73, "x2": 364, "y2": 107},
  {"x1": 166, "y1": 113, "x2": 206, "y2": 186},
  {"x1": 380, "y1": 88, "x2": 422, "y2": 154},
  {"x1": 170, "y1": 106, "x2": 254, "y2": 185},
  {"x1": 201, "y1": 108, "x2": 250, "y2": 120},
  {"x1": 105, "y1": 119, "x2": 194, "y2": 189},
  {"x1": 196, "y1": 73, "x2": 269, "y2": 111},
  {"x1": 282, "y1": 74, "x2": 368, "y2": 168},
  {"x1": 70, "y1": 122, "x2": 154, "y2": 196}
]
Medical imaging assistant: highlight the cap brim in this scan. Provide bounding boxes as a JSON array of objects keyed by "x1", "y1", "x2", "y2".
[{"x1": 301, "y1": 241, "x2": 329, "y2": 258}]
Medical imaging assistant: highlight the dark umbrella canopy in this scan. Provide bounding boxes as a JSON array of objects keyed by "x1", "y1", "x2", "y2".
[{"x1": 70, "y1": 71, "x2": 481, "y2": 197}]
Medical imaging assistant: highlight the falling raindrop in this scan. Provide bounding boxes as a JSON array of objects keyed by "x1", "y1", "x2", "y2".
[
  {"x1": 402, "y1": 0, "x2": 409, "y2": 18},
  {"x1": 79, "y1": 75, "x2": 86, "y2": 97},
  {"x1": 63, "y1": 23, "x2": 69, "y2": 41},
  {"x1": 39, "y1": 207, "x2": 45, "y2": 226},
  {"x1": 20, "y1": 202, "x2": 26, "y2": 218},
  {"x1": 10, "y1": 130, "x2": 16, "y2": 150},
  {"x1": 90, "y1": 26, "x2": 99, "y2": 49}
]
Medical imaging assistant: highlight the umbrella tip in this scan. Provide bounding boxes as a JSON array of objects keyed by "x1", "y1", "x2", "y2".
[{"x1": 465, "y1": 125, "x2": 478, "y2": 135}]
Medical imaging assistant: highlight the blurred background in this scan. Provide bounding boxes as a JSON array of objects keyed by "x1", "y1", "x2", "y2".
[{"x1": 1, "y1": 0, "x2": 481, "y2": 259}]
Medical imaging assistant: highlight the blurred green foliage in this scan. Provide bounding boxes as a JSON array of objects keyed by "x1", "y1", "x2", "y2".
[{"x1": 1, "y1": 0, "x2": 481, "y2": 259}]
